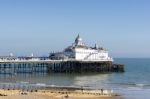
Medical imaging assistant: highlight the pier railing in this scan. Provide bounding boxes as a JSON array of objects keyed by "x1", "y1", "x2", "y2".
[{"x1": 0, "y1": 59, "x2": 113, "y2": 63}]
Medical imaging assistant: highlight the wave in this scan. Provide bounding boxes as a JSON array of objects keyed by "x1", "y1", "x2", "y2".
[
  {"x1": 35, "y1": 83, "x2": 46, "y2": 86},
  {"x1": 19, "y1": 81, "x2": 29, "y2": 84},
  {"x1": 135, "y1": 84, "x2": 145, "y2": 87},
  {"x1": 108, "y1": 82, "x2": 150, "y2": 87}
]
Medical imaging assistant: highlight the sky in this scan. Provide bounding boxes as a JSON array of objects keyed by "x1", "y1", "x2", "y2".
[{"x1": 0, "y1": 0, "x2": 150, "y2": 58}]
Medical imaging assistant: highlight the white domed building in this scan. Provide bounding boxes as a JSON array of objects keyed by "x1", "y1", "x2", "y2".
[{"x1": 50, "y1": 35, "x2": 113, "y2": 62}]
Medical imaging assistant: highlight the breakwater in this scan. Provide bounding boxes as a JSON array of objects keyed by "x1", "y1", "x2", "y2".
[{"x1": 0, "y1": 60, "x2": 124, "y2": 74}]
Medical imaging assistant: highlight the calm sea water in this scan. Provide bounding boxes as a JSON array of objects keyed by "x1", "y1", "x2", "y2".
[{"x1": 0, "y1": 58, "x2": 150, "y2": 99}]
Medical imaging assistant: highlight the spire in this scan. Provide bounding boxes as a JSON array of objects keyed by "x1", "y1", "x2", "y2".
[
  {"x1": 75, "y1": 34, "x2": 80, "y2": 42},
  {"x1": 75, "y1": 34, "x2": 82, "y2": 42},
  {"x1": 74, "y1": 34, "x2": 84, "y2": 46}
]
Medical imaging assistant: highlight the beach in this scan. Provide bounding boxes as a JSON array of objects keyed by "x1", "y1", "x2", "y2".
[{"x1": 0, "y1": 88, "x2": 123, "y2": 99}]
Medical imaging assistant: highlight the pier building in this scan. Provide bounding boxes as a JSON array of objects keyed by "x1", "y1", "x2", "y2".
[{"x1": 50, "y1": 35, "x2": 113, "y2": 61}]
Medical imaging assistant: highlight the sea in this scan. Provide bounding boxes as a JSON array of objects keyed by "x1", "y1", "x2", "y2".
[{"x1": 0, "y1": 58, "x2": 150, "y2": 99}]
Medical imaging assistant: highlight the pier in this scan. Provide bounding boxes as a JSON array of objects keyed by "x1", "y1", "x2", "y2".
[
  {"x1": 0, "y1": 35, "x2": 124, "y2": 74},
  {"x1": 0, "y1": 59, "x2": 124, "y2": 74}
]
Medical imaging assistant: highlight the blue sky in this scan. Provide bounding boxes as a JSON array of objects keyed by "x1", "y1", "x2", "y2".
[{"x1": 0, "y1": 0, "x2": 150, "y2": 57}]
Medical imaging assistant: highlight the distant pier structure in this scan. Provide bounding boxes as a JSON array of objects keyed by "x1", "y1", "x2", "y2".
[{"x1": 0, "y1": 35, "x2": 124, "y2": 74}]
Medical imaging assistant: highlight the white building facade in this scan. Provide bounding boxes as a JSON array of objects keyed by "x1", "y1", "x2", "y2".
[{"x1": 50, "y1": 35, "x2": 113, "y2": 62}]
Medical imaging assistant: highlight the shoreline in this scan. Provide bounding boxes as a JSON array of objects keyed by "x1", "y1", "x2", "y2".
[{"x1": 0, "y1": 87, "x2": 123, "y2": 99}]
